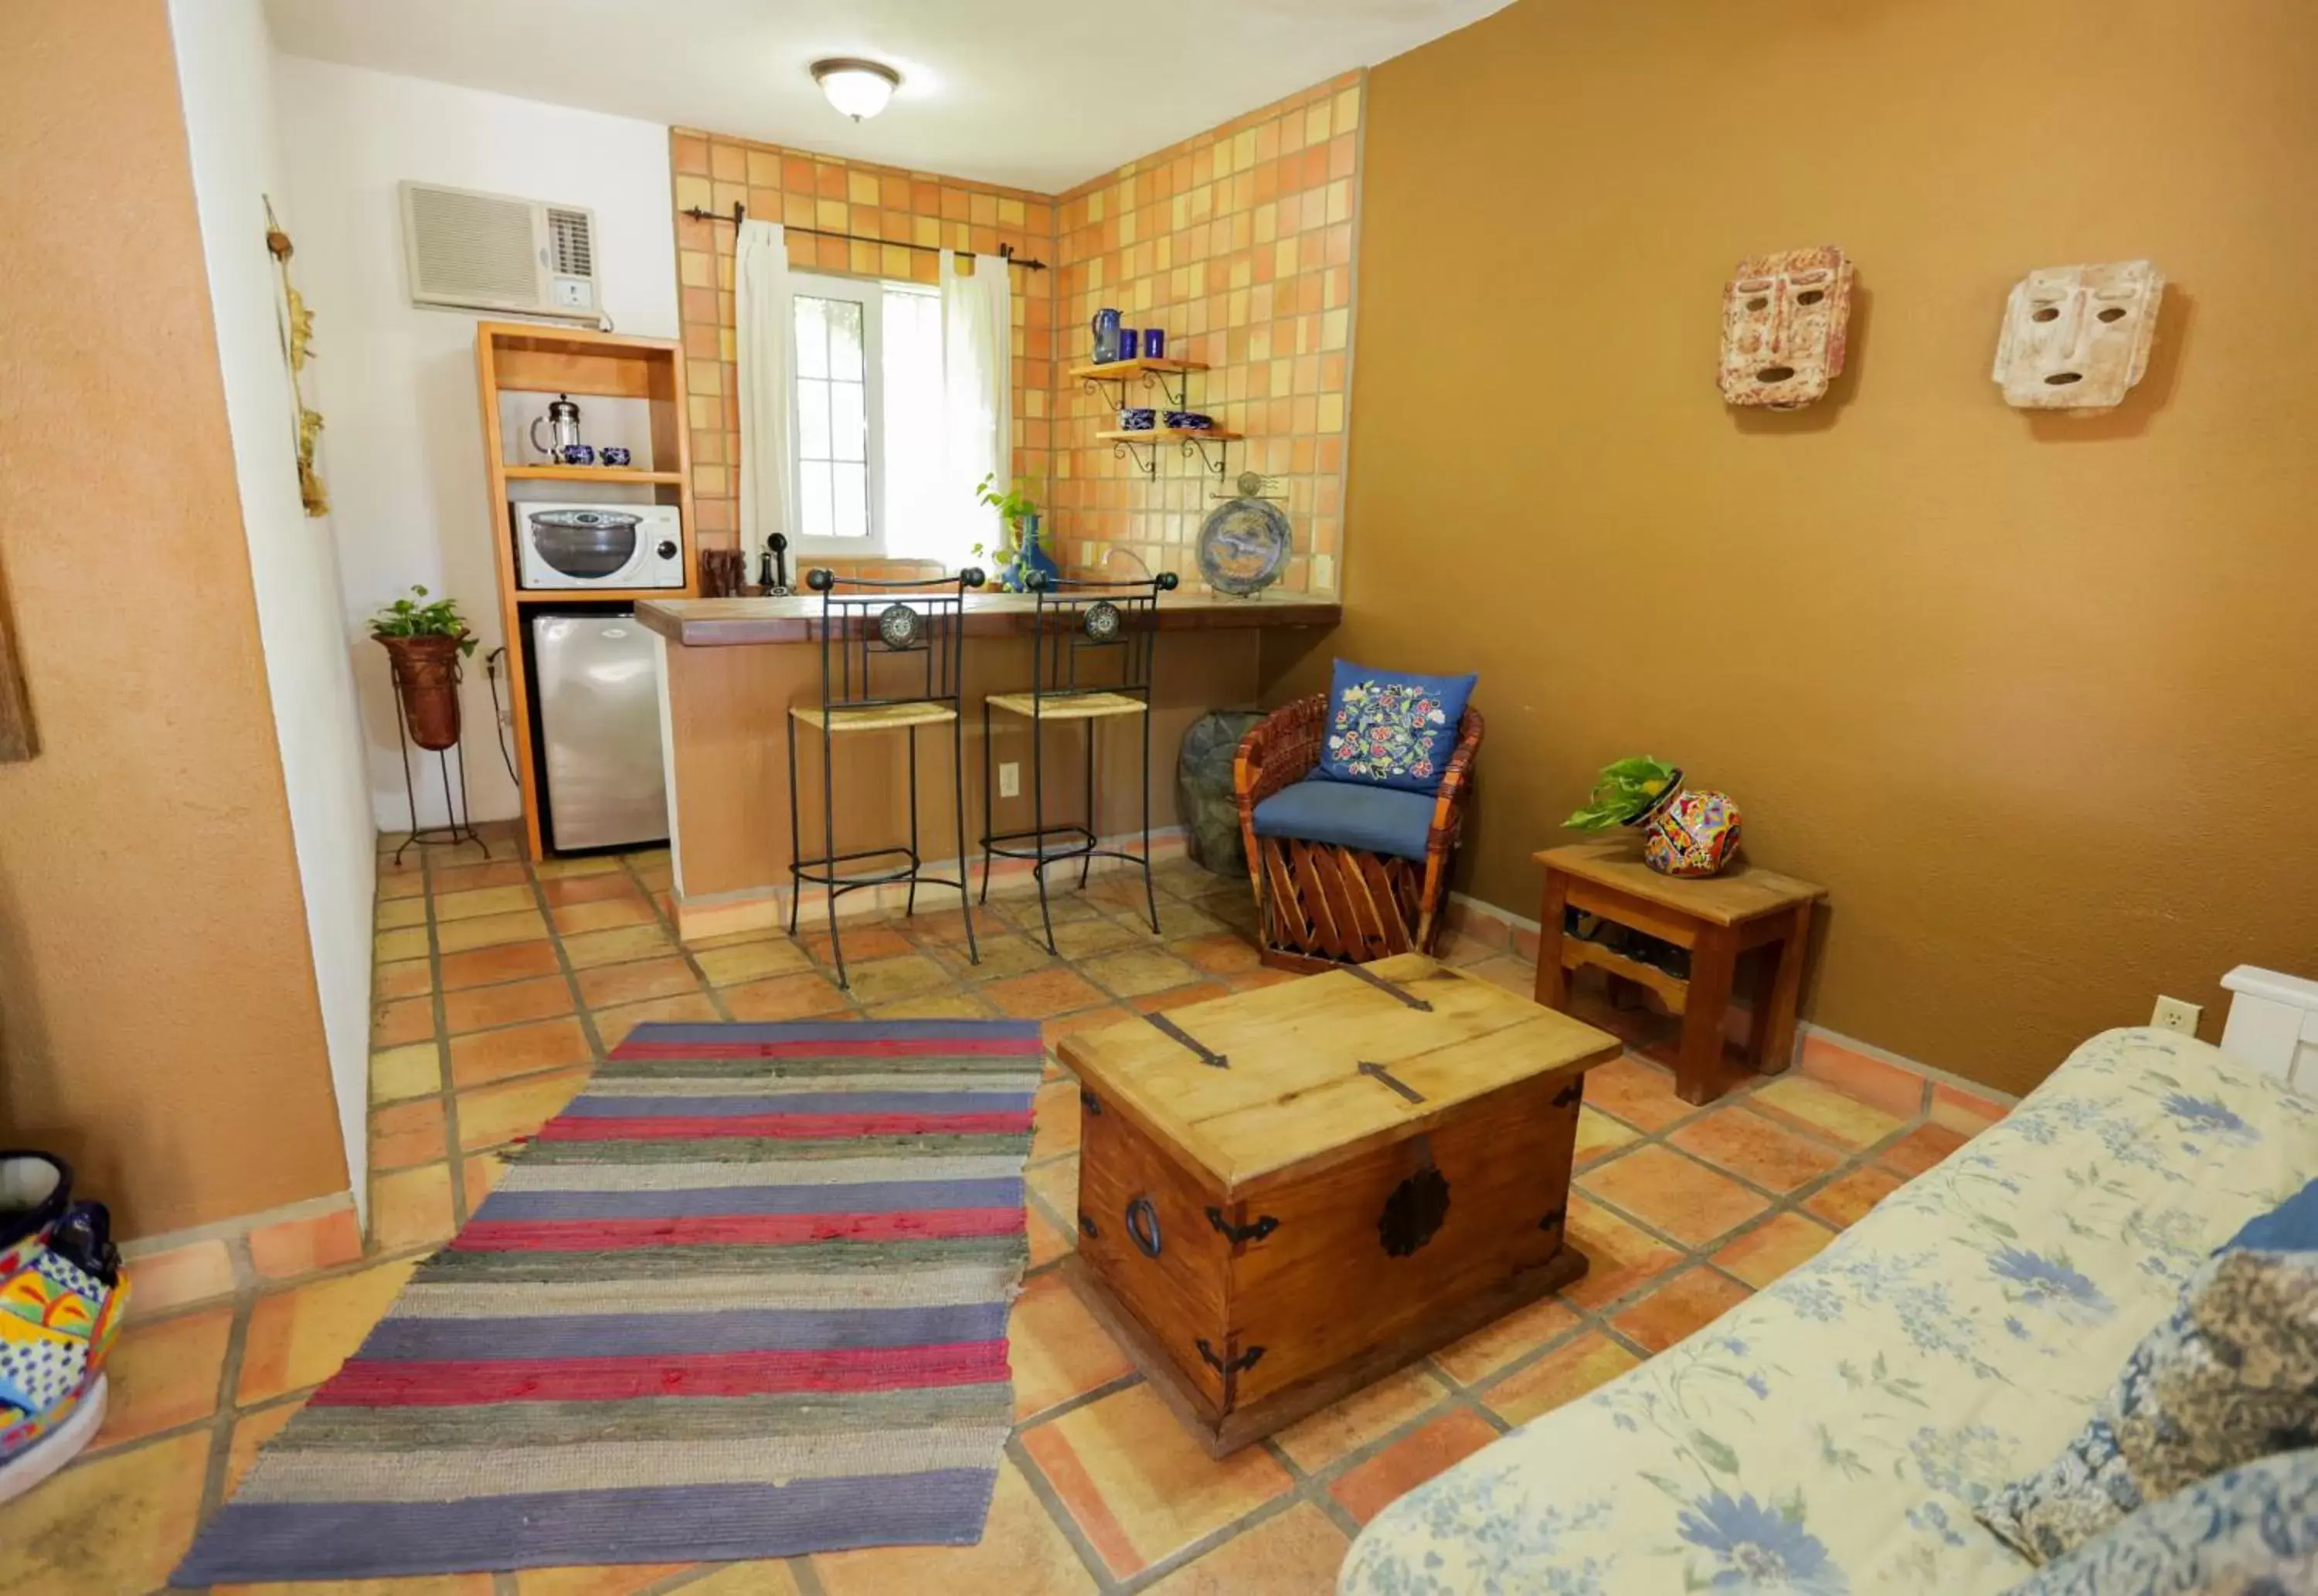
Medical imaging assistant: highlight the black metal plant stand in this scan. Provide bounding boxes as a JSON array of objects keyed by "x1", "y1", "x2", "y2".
[{"x1": 389, "y1": 673, "x2": 488, "y2": 866}]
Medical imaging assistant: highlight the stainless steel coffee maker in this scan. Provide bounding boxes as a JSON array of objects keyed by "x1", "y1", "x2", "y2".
[{"x1": 529, "y1": 393, "x2": 583, "y2": 459}]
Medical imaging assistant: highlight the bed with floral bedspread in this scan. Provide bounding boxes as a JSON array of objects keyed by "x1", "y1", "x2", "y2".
[{"x1": 1339, "y1": 1027, "x2": 2318, "y2": 1596}]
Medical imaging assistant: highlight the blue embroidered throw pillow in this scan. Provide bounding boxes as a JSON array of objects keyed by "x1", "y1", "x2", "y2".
[
  {"x1": 1317, "y1": 660, "x2": 1477, "y2": 794},
  {"x1": 1978, "y1": 1248, "x2": 2318, "y2": 1564}
]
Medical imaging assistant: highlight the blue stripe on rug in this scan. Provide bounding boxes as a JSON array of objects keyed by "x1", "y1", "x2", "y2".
[
  {"x1": 620, "y1": 1020, "x2": 1043, "y2": 1046},
  {"x1": 480, "y1": 1177, "x2": 1025, "y2": 1221},
  {"x1": 364, "y1": 1302, "x2": 1011, "y2": 1360},
  {"x1": 558, "y1": 1091, "x2": 1037, "y2": 1119},
  {"x1": 169, "y1": 1470, "x2": 999, "y2": 1584}
]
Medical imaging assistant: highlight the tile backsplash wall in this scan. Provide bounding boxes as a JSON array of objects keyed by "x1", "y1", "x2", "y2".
[
  {"x1": 669, "y1": 132, "x2": 1056, "y2": 559},
  {"x1": 670, "y1": 70, "x2": 1361, "y2": 594},
  {"x1": 1051, "y1": 73, "x2": 1361, "y2": 596}
]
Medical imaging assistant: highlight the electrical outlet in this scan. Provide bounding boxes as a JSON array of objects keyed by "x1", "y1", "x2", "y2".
[
  {"x1": 2151, "y1": 996, "x2": 2202, "y2": 1037},
  {"x1": 998, "y1": 762, "x2": 1021, "y2": 799}
]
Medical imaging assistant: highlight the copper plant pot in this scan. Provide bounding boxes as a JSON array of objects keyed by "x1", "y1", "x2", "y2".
[{"x1": 376, "y1": 633, "x2": 466, "y2": 751}]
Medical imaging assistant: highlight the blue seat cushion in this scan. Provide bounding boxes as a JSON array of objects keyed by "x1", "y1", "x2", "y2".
[
  {"x1": 1252, "y1": 777, "x2": 1436, "y2": 862},
  {"x1": 2219, "y1": 1176, "x2": 2318, "y2": 1255}
]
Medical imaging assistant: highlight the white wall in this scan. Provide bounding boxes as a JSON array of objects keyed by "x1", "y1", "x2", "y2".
[
  {"x1": 273, "y1": 56, "x2": 680, "y2": 827},
  {"x1": 168, "y1": 0, "x2": 376, "y2": 1213}
]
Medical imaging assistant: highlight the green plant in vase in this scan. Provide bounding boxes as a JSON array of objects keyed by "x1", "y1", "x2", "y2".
[
  {"x1": 1565, "y1": 756, "x2": 1681, "y2": 830},
  {"x1": 369, "y1": 585, "x2": 478, "y2": 752},
  {"x1": 1566, "y1": 754, "x2": 1745, "y2": 878},
  {"x1": 971, "y1": 474, "x2": 1053, "y2": 592}
]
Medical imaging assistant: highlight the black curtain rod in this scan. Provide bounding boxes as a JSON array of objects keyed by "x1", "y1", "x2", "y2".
[{"x1": 681, "y1": 202, "x2": 1048, "y2": 271}]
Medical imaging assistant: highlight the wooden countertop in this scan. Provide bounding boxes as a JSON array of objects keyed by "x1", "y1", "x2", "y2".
[{"x1": 638, "y1": 589, "x2": 1341, "y2": 647}]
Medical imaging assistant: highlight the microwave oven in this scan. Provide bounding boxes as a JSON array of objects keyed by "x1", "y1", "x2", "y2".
[{"x1": 514, "y1": 501, "x2": 686, "y2": 590}]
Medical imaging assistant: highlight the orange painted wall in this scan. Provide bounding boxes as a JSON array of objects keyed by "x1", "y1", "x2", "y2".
[
  {"x1": 1293, "y1": 0, "x2": 2318, "y2": 1093},
  {"x1": 0, "y1": 0, "x2": 349, "y2": 1234}
]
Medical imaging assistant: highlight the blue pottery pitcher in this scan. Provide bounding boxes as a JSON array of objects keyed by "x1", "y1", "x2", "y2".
[{"x1": 1090, "y1": 307, "x2": 1122, "y2": 364}]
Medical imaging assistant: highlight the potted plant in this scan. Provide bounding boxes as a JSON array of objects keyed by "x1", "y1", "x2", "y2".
[
  {"x1": 1565, "y1": 755, "x2": 1744, "y2": 878},
  {"x1": 971, "y1": 474, "x2": 1056, "y2": 593},
  {"x1": 369, "y1": 586, "x2": 477, "y2": 751}
]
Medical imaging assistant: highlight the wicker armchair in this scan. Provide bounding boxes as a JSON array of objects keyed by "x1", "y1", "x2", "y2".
[{"x1": 1231, "y1": 694, "x2": 1484, "y2": 973}]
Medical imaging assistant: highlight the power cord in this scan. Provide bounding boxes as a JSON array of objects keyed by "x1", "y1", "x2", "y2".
[{"x1": 483, "y1": 647, "x2": 519, "y2": 786}]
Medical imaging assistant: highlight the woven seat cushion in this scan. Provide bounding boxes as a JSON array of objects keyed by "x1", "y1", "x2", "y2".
[{"x1": 1251, "y1": 777, "x2": 1435, "y2": 861}]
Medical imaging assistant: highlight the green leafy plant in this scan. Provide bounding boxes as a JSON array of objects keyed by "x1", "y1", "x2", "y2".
[
  {"x1": 1565, "y1": 756, "x2": 1680, "y2": 830},
  {"x1": 970, "y1": 474, "x2": 1050, "y2": 567},
  {"x1": 369, "y1": 585, "x2": 478, "y2": 656}
]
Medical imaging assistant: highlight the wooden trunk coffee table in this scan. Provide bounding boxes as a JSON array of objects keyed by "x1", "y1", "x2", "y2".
[{"x1": 1059, "y1": 954, "x2": 1622, "y2": 1455}]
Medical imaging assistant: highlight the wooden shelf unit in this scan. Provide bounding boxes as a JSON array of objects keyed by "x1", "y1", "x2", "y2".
[
  {"x1": 475, "y1": 321, "x2": 698, "y2": 861},
  {"x1": 1096, "y1": 426, "x2": 1243, "y2": 444},
  {"x1": 1066, "y1": 357, "x2": 1212, "y2": 382}
]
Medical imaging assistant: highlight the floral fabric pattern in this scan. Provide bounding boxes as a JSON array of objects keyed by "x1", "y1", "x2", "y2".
[
  {"x1": 1316, "y1": 661, "x2": 1476, "y2": 794},
  {"x1": 1339, "y1": 1030, "x2": 2318, "y2": 1596},
  {"x1": 2001, "y1": 1447, "x2": 2318, "y2": 1595},
  {"x1": 1978, "y1": 1248, "x2": 2318, "y2": 1562}
]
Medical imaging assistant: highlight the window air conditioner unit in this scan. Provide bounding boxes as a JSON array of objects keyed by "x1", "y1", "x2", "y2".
[{"x1": 399, "y1": 181, "x2": 598, "y2": 321}]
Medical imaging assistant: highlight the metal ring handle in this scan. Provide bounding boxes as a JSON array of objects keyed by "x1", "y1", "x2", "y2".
[{"x1": 1124, "y1": 1197, "x2": 1163, "y2": 1259}]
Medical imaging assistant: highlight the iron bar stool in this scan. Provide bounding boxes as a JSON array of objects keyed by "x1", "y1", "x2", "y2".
[
  {"x1": 787, "y1": 567, "x2": 984, "y2": 988},
  {"x1": 980, "y1": 570, "x2": 1179, "y2": 954}
]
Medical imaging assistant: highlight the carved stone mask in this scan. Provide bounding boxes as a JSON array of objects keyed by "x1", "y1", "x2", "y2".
[
  {"x1": 1993, "y1": 260, "x2": 2164, "y2": 410},
  {"x1": 1718, "y1": 246, "x2": 1854, "y2": 409}
]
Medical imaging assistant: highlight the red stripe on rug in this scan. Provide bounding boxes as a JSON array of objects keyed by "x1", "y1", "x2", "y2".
[
  {"x1": 309, "y1": 1341, "x2": 1014, "y2": 1407},
  {"x1": 450, "y1": 1207, "x2": 1028, "y2": 1251},
  {"x1": 533, "y1": 1111, "x2": 1032, "y2": 1141},
  {"x1": 610, "y1": 1037, "x2": 1045, "y2": 1061}
]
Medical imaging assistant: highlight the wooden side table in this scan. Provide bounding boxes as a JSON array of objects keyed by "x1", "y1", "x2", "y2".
[{"x1": 1534, "y1": 840, "x2": 1827, "y2": 1105}]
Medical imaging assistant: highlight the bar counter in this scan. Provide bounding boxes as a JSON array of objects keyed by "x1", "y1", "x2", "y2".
[{"x1": 641, "y1": 589, "x2": 1341, "y2": 941}]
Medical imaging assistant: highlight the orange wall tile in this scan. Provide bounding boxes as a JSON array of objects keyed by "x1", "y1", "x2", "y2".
[
  {"x1": 1051, "y1": 73, "x2": 1363, "y2": 594},
  {"x1": 669, "y1": 131, "x2": 1057, "y2": 557},
  {"x1": 669, "y1": 69, "x2": 1363, "y2": 595}
]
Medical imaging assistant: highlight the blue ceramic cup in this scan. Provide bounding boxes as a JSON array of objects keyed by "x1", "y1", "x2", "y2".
[
  {"x1": 558, "y1": 443, "x2": 596, "y2": 466},
  {"x1": 599, "y1": 446, "x2": 632, "y2": 467},
  {"x1": 1143, "y1": 328, "x2": 1167, "y2": 360},
  {"x1": 1117, "y1": 328, "x2": 1140, "y2": 362}
]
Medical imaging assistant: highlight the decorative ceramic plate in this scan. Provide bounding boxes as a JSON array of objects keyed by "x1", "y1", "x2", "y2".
[{"x1": 1196, "y1": 498, "x2": 1292, "y2": 596}]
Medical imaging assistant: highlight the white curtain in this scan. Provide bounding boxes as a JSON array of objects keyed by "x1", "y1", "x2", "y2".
[
  {"x1": 735, "y1": 219, "x2": 793, "y2": 559},
  {"x1": 941, "y1": 248, "x2": 1011, "y2": 574}
]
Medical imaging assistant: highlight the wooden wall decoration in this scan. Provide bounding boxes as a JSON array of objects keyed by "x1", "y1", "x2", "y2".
[{"x1": 0, "y1": 570, "x2": 36, "y2": 762}]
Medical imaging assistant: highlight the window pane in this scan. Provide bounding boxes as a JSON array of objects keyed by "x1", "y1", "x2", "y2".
[
  {"x1": 832, "y1": 463, "x2": 868, "y2": 539},
  {"x1": 794, "y1": 297, "x2": 829, "y2": 379},
  {"x1": 831, "y1": 380, "x2": 866, "y2": 463},
  {"x1": 828, "y1": 298, "x2": 865, "y2": 382},
  {"x1": 797, "y1": 378, "x2": 831, "y2": 461},
  {"x1": 799, "y1": 460, "x2": 834, "y2": 540}
]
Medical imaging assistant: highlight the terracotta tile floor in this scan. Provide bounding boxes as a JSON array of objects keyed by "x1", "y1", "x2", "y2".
[{"x1": 0, "y1": 826, "x2": 2010, "y2": 1594}]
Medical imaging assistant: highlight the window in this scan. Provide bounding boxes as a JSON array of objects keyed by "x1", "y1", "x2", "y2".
[{"x1": 787, "y1": 273, "x2": 946, "y2": 561}]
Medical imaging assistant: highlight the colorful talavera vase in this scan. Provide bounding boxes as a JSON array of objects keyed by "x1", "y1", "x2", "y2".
[
  {"x1": 0, "y1": 1153, "x2": 128, "y2": 1503},
  {"x1": 1626, "y1": 771, "x2": 1744, "y2": 878}
]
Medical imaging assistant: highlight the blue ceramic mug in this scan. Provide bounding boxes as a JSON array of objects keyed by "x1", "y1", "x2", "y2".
[
  {"x1": 1091, "y1": 307, "x2": 1121, "y2": 363},
  {"x1": 599, "y1": 446, "x2": 632, "y2": 467},
  {"x1": 1117, "y1": 328, "x2": 1140, "y2": 362},
  {"x1": 1143, "y1": 328, "x2": 1167, "y2": 360},
  {"x1": 558, "y1": 443, "x2": 596, "y2": 467}
]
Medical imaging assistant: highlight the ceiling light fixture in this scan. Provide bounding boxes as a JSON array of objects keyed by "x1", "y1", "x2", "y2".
[{"x1": 811, "y1": 58, "x2": 901, "y2": 122}]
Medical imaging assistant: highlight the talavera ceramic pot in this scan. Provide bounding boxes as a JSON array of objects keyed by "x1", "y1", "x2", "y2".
[
  {"x1": 0, "y1": 1152, "x2": 128, "y2": 1504},
  {"x1": 1623, "y1": 768, "x2": 1744, "y2": 878}
]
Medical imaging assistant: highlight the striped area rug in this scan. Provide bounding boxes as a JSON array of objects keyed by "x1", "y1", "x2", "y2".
[{"x1": 172, "y1": 1018, "x2": 1045, "y2": 1585}]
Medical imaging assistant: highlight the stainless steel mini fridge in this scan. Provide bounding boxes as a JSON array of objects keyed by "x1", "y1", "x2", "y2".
[{"x1": 530, "y1": 613, "x2": 670, "y2": 852}]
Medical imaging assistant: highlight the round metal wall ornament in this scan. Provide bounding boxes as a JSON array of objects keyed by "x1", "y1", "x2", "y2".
[
  {"x1": 876, "y1": 603, "x2": 920, "y2": 650},
  {"x1": 1378, "y1": 1166, "x2": 1451, "y2": 1258},
  {"x1": 1196, "y1": 497, "x2": 1292, "y2": 596},
  {"x1": 1083, "y1": 599, "x2": 1122, "y2": 643}
]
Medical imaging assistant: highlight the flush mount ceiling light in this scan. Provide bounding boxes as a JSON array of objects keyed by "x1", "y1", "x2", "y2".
[{"x1": 811, "y1": 58, "x2": 901, "y2": 121}]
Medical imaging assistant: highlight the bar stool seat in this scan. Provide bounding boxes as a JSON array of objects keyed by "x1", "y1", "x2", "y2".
[
  {"x1": 790, "y1": 701, "x2": 960, "y2": 732},
  {"x1": 984, "y1": 690, "x2": 1147, "y2": 722}
]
